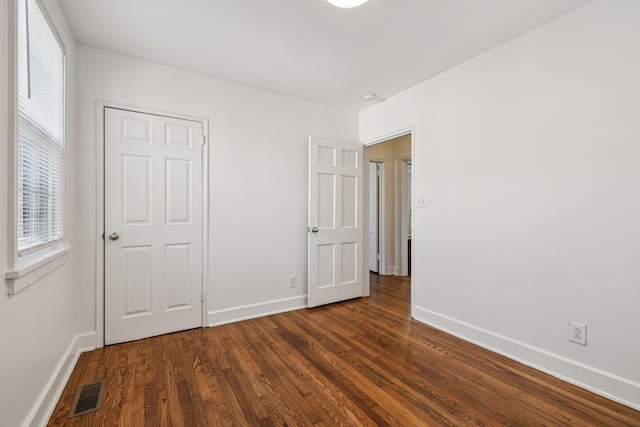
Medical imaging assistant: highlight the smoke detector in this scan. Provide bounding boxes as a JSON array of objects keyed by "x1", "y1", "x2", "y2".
[{"x1": 362, "y1": 93, "x2": 384, "y2": 103}]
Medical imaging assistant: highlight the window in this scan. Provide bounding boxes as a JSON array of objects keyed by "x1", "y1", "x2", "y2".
[{"x1": 16, "y1": 0, "x2": 66, "y2": 255}]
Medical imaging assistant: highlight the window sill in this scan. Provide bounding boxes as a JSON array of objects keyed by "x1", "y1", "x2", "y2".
[{"x1": 5, "y1": 246, "x2": 70, "y2": 295}]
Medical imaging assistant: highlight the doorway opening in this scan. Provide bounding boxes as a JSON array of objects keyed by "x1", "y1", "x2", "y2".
[{"x1": 365, "y1": 133, "x2": 412, "y2": 278}]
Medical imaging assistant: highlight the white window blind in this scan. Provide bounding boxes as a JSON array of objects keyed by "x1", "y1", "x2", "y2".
[{"x1": 16, "y1": 0, "x2": 65, "y2": 255}]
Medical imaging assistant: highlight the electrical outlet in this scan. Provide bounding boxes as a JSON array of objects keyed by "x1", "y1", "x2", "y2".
[
  {"x1": 569, "y1": 322, "x2": 587, "y2": 346},
  {"x1": 288, "y1": 275, "x2": 297, "y2": 288}
]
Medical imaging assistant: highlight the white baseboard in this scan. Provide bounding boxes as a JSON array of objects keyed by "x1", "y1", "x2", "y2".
[
  {"x1": 208, "y1": 295, "x2": 307, "y2": 327},
  {"x1": 413, "y1": 305, "x2": 640, "y2": 411},
  {"x1": 23, "y1": 332, "x2": 97, "y2": 427},
  {"x1": 75, "y1": 331, "x2": 97, "y2": 353},
  {"x1": 384, "y1": 266, "x2": 397, "y2": 275}
]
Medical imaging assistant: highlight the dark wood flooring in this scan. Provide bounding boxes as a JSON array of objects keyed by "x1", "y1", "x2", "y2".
[{"x1": 47, "y1": 273, "x2": 640, "y2": 426}]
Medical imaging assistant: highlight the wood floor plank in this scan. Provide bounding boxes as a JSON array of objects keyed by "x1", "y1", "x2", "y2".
[
  {"x1": 232, "y1": 321, "x2": 318, "y2": 425},
  {"x1": 272, "y1": 314, "x2": 405, "y2": 426},
  {"x1": 260, "y1": 317, "x2": 379, "y2": 426},
  {"x1": 286, "y1": 308, "x2": 478, "y2": 426},
  {"x1": 47, "y1": 273, "x2": 640, "y2": 426}
]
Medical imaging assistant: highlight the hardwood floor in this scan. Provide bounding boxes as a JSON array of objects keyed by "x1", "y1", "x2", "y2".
[{"x1": 48, "y1": 273, "x2": 639, "y2": 426}]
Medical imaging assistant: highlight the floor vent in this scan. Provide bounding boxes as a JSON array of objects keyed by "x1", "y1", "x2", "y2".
[{"x1": 68, "y1": 379, "x2": 105, "y2": 418}]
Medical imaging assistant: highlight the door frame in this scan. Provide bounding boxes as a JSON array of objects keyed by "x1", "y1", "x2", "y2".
[
  {"x1": 362, "y1": 127, "x2": 415, "y2": 315},
  {"x1": 398, "y1": 157, "x2": 411, "y2": 277},
  {"x1": 368, "y1": 160, "x2": 386, "y2": 275},
  {"x1": 95, "y1": 101, "x2": 209, "y2": 347}
]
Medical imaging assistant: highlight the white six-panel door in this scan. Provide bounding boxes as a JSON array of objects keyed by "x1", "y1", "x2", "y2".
[
  {"x1": 308, "y1": 136, "x2": 363, "y2": 308},
  {"x1": 104, "y1": 107, "x2": 204, "y2": 345}
]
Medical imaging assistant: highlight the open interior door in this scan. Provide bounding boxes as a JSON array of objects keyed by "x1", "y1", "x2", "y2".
[{"x1": 308, "y1": 136, "x2": 364, "y2": 308}]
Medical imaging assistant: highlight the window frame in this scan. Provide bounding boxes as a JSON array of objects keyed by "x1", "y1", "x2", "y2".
[{"x1": 5, "y1": 0, "x2": 69, "y2": 295}]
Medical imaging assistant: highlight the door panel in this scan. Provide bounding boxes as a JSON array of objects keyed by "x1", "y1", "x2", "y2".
[
  {"x1": 105, "y1": 107, "x2": 204, "y2": 345},
  {"x1": 166, "y1": 158, "x2": 192, "y2": 223},
  {"x1": 122, "y1": 245, "x2": 152, "y2": 316},
  {"x1": 308, "y1": 136, "x2": 363, "y2": 308},
  {"x1": 342, "y1": 176, "x2": 357, "y2": 226},
  {"x1": 122, "y1": 155, "x2": 151, "y2": 223},
  {"x1": 165, "y1": 243, "x2": 192, "y2": 309},
  {"x1": 318, "y1": 174, "x2": 336, "y2": 228}
]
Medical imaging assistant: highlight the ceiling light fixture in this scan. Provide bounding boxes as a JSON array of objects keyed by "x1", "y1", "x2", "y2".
[{"x1": 326, "y1": 0, "x2": 369, "y2": 9}]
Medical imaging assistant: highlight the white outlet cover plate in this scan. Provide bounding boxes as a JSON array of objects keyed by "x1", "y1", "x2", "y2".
[
  {"x1": 416, "y1": 194, "x2": 427, "y2": 208},
  {"x1": 569, "y1": 321, "x2": 587, "y2": 346}
]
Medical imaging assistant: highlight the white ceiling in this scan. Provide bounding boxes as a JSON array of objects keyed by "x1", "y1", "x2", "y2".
[{"x1": 58, "y1": 0, "x2": 594, "y2": 110}]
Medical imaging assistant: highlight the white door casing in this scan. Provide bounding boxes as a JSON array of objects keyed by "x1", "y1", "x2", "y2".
[
  {"x1": 368, "y1": 162, "x2": 379, "y2": 273},
  {"x1": 308, "y1": 136, "x2": 364, "y2": 308},
  {"x1": 104, "y1": 107, "x2": 204, "y2": 345},
  {"x1": 398, "y1": 158, "x2": 411, "y2": 277}
]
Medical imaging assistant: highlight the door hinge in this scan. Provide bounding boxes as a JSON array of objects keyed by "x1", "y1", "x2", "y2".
[
  {"x1": 377, "y1": 254, "x2": 381, "y2": 260},
  {"x1": 201, "y1": 292, "x2": 207, "y2": 303},
  {"x1": 202, "y1": 135, "x2": 206, "y2": 145},
  {"x1": 102, "y1": 233, "x2": 105, "y2": 240}
]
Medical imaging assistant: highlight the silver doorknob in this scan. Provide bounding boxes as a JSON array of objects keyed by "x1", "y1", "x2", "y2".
[
  {"x1": 311, "y1": 227, "x2": 319, "y2": 233},
  {"x1": 109, "y1": 232, "x2": 120, "y2": 241}
]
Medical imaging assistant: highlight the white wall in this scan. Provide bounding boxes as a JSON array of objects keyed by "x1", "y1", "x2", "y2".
[
  {"x1": 0, "y1": 1, "x2": 82, "y2": 426},
  {"x1": 74, "y1": 45, "x2": 358, "y2": 334},
  {"x1": 360, "y1": 0, "x2": 640, "y2": 409}
]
